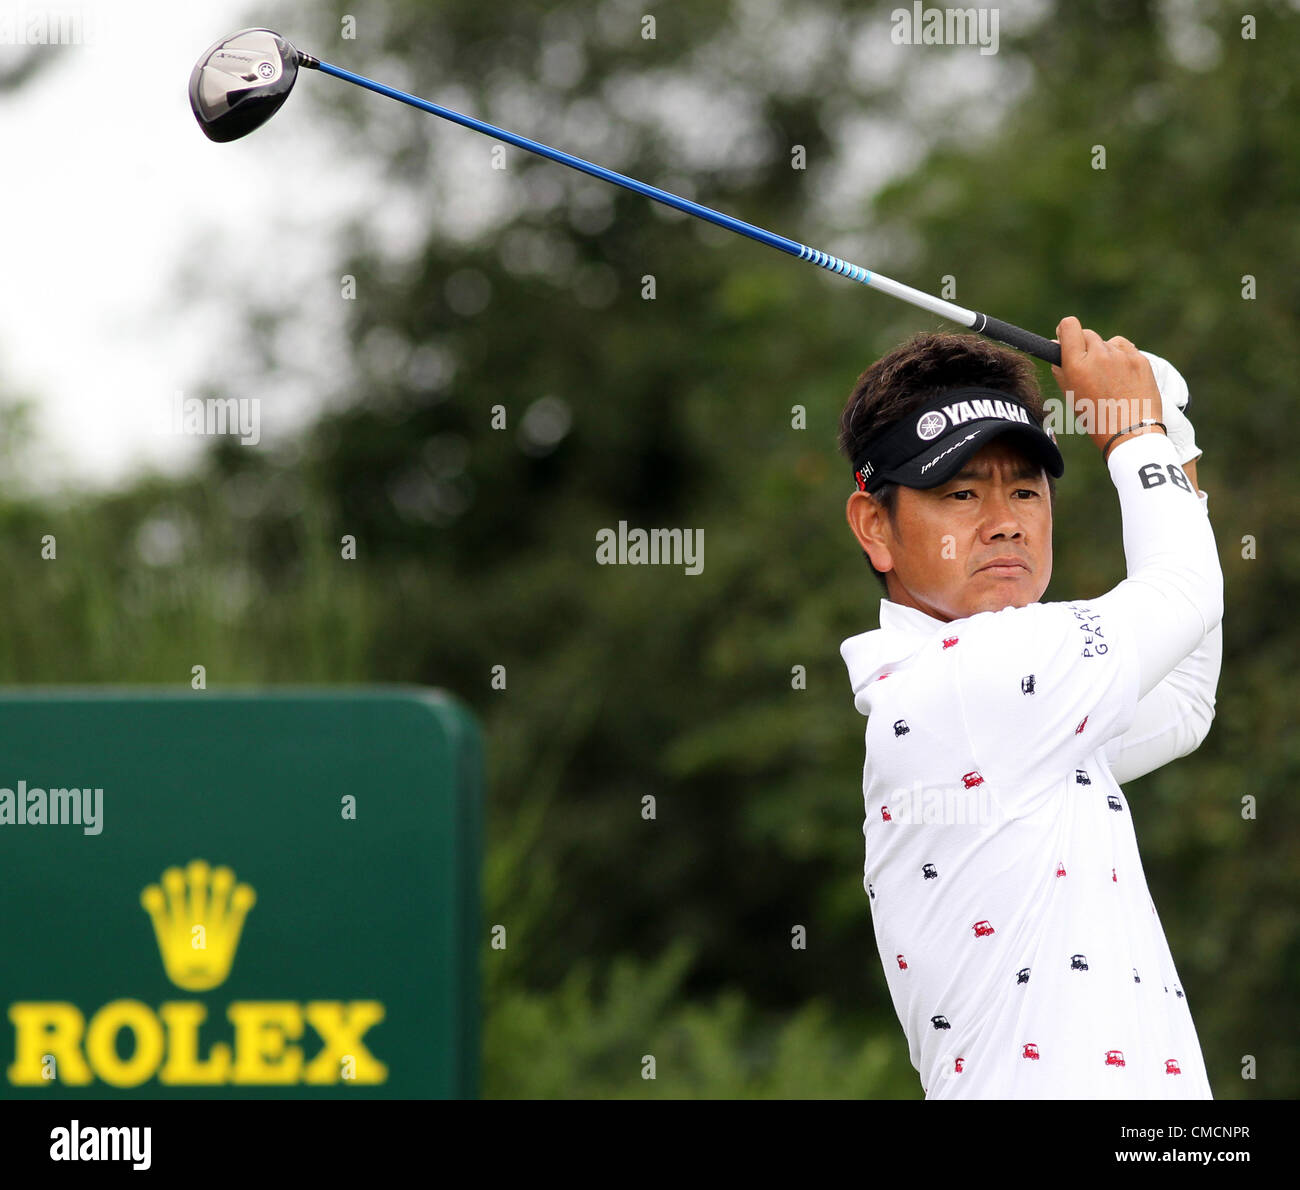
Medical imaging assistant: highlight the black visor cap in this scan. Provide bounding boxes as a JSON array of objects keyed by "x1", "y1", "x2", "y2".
[{"x1": 852, "y1": 389, "x2": 1064, "y2": 493}]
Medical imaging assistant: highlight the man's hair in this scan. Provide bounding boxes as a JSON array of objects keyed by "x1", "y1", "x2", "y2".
[{"x1": 839, "y1": 332, "x2": 1057, "y2": 592}]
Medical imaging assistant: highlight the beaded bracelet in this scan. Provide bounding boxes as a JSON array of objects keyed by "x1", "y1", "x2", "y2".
[{"x1": 1102, "y1": 420, "x2": 1167, "y2": 463}]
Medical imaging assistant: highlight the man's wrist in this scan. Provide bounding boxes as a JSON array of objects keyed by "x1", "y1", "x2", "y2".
[{"x1": 1101, "y1": 421, "x2": 1168, "y2": 463}]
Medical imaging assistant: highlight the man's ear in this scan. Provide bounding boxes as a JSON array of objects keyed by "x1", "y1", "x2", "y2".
[{"x1": 846, "y1": 491, "x2": 895, "y2": 575}]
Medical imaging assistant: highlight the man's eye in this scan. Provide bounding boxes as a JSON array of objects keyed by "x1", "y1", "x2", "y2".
[{"x1": 947, "y1": 490, "x2": 975, "y2": 500}]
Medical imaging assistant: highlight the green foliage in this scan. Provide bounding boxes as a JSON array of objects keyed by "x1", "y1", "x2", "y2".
[{"x1": 483, "y1": 939, "x2": 912, "y2": 1098}]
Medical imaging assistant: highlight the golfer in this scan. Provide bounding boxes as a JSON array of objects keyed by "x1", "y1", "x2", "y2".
[{"x1": 838, "y1": 316, "x2": 1222, "y2": 1098}]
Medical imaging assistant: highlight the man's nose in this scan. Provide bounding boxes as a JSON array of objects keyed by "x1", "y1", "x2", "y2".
[{"x1": 983, "y1": 489, "x2": 1025, "y2": 537}]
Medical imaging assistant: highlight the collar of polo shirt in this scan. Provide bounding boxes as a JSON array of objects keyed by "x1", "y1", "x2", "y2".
[{"x1": 879, "y1": 598, "x2": 948, "y2": 635}]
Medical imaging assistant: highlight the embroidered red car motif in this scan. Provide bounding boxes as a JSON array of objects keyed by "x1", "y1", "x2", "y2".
[
  {"x1": 876, "y1": 672, "x2": 890, "y2": 681},
  {"x1": 1075, "y1": 715, "x2": 1089, "y2": 735},
  {"x1": 954, "y1": 1057, "x2": 965, "y2": 1073},
  {"x1": 1165, "y1": 1059, "x2": 1181, "y2": 1075},
  {"x1": 1022, "y1": 1043, "x2": 1039, "y2": 1061},
  {"x1": 896, "y1": 954, "x2": 908, "y2": 970},
  {"x1": 1055, "y1": 863, "x2": 1067, "y2": 878},
  {"x1": 962, "y1": 771, "x2": 984, "y2": 788},
  {"x1": 1105, "y1": 1050, "x2": 1126, "y2": 1068},
  {"x1": 972, "y1": 920, "x2": 995, "y2": 938},
  {"x1": 881, "y1": 805, "x2": 892, "y2": 822},
  {"x1": 942, "y1": 636, "x2": 959, "y2": 649}
]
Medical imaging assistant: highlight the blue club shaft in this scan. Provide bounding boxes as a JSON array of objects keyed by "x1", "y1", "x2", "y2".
[{"x1": 307, "y1": 56, "x2": 1061, "y2": 365}]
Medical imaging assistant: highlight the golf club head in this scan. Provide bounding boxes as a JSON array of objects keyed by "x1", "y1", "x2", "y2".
[{"x1": 189, "y1": 28, "x2": 302, "y2": 143}]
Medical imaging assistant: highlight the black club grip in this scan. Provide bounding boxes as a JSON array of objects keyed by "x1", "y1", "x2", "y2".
[{"x1": 972, "y1": 313, "x2": 1062, "y2": 367}]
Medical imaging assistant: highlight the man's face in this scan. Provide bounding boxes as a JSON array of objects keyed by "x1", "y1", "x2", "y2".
[{"x1": 846, "y1": 438, "x2": 1052, "y2": 622}]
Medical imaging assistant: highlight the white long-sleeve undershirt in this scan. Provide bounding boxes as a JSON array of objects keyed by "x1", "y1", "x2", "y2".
[{"x1": 1094, "y1": 441, "x2": 1224, "y2": 782}]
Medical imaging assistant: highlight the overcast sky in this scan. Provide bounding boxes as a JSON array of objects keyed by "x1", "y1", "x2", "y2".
[
  {"x1": 0, "y1": 0, "x2": 385, "y2": 493},
  {"x1": 0, "y1": 0, "x2": 1048, "y2": 496}
]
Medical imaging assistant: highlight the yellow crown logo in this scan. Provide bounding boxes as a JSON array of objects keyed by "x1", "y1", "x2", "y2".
[{"x1": 140, "y1": 860, "x2": 256, "y2": 991}]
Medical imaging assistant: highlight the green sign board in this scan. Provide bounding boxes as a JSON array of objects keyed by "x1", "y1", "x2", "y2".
[{"x1": 0, "y1": 689, "x2": 482, "y2": 1099}]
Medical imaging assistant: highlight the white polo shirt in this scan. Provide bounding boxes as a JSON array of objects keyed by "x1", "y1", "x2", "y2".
[{"x1": 840, "y1": 431, "x2": 1224, "y2": 1099}]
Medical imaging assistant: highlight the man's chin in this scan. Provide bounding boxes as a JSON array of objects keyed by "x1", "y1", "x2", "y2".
[
  {"x1": 966, "y1": 576, "x2": 1041, "y2": 614},
  {"x1": 890, "y1": 571, "x2": 1047, "y2": 620}
]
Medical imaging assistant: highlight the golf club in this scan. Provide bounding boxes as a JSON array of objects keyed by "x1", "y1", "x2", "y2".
[{"x1": 190, "y1": 28, "x2": 1063, "y2": 366}]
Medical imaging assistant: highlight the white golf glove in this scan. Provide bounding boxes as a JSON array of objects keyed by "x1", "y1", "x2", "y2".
[{"x1": 1140, "y1": 350, "x2": 1202, "y2": 464}]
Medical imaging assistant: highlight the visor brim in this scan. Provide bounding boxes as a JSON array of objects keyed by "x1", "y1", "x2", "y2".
[{"x1": 880, "y1": 421, "x2": 1064, "y2": 490}]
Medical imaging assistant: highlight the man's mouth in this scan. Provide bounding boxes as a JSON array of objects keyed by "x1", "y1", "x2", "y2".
[{"x1": 975, "y1": 558, "x2": 1029, "y2": 575}]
